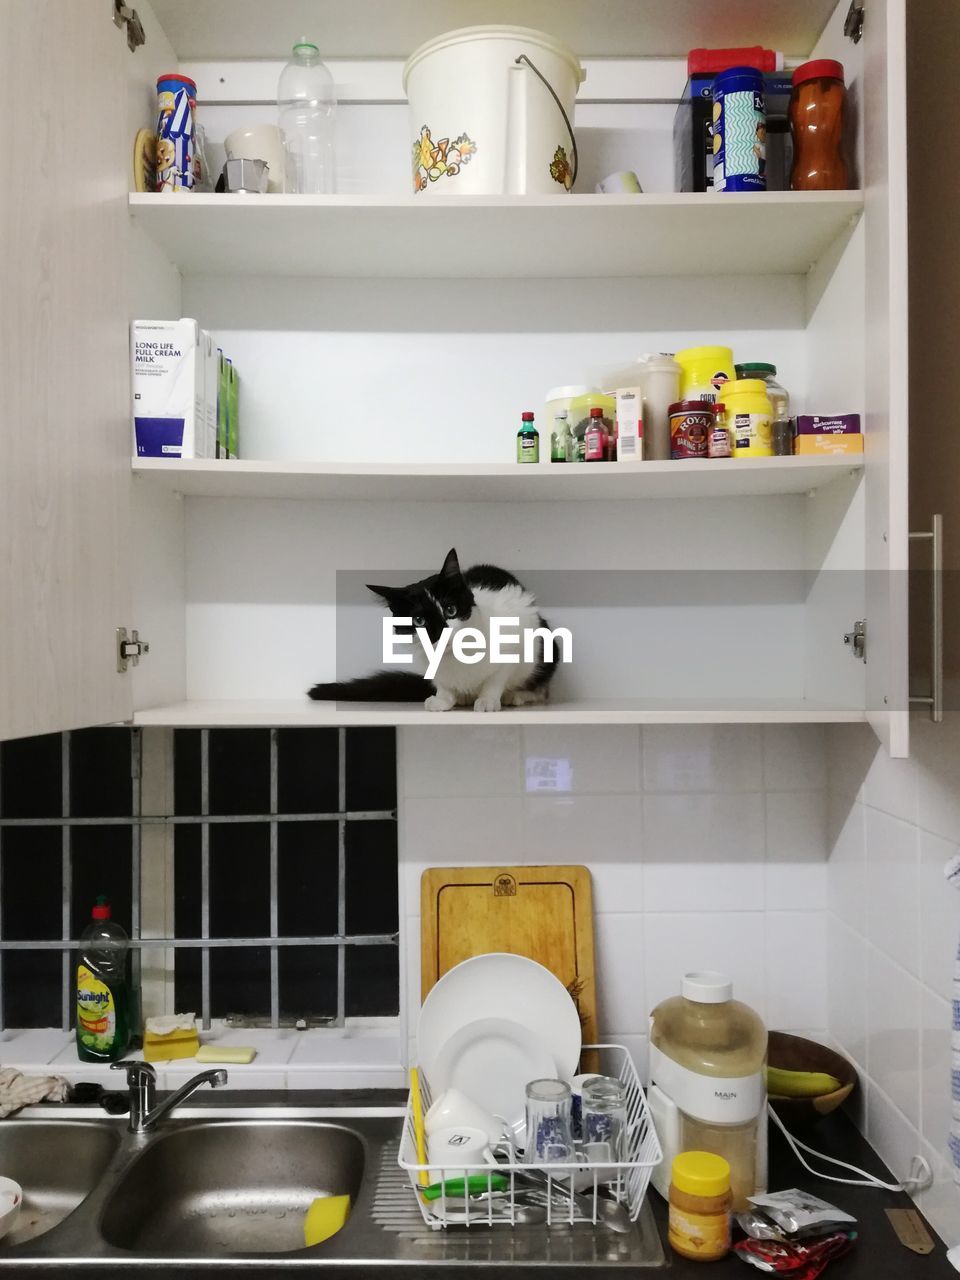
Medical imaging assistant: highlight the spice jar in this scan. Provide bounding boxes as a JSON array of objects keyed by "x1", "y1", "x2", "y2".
[
  {"x1": 708, "y1": 403, "x2": 732, "y2": 458},
  {"x1": 668, "y1": 1151, "x2": 732, "y2": 1262},
  {"x1": 790, "y1": 60, "x2": 848, "y2": 191}
]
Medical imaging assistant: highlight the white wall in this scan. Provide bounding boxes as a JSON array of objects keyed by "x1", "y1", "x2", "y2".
[
  {"x1": 397, "y1": 721, "x2": 830, "y2": 1076},
  {"x1": 826, "y1": 713, "x2": 960, "y2": 1245}
]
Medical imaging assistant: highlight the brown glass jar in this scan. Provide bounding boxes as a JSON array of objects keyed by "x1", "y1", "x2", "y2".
[{"x1": 790, "y1": 59, "x2": 849, "y2": 190}]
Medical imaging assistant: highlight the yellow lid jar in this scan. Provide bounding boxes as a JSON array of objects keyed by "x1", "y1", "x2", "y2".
[
  {"x1": 674, "y1": 345, "x2": 735, "y2": 403},
  {"x1": 723, "y1": 379, "x2": 774, "y2": 457},
  {"x1": 668, "y1": 1151, "x2": 733, "y2": 1262}
]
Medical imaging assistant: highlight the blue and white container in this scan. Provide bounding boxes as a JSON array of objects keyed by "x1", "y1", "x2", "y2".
[{"x1": 713, "y1": 66, "x2": 766, "y2": 192}]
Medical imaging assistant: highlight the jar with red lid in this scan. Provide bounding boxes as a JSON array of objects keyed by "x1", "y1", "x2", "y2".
[
  {"x1": 790, "y1": 60, "x2": 848, "y2": 191},
  {"x1": 669, "y1": 401, "x2": 713, "y2": 460}
]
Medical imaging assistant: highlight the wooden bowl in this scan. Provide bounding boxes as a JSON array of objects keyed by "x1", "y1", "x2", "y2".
[{"x1": 767, "y1": 1031, "x2": 857, "y2": 1127}]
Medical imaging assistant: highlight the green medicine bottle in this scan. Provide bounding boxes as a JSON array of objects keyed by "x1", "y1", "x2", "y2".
[
  {"x1": 516, "y1": 411, "x2": 539, "y2": 463},
  {"x1": 76, "y1": 896, "x2": 133, "y2": 1063}
]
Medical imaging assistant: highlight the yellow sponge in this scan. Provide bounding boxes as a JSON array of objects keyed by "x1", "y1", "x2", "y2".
[
  {"x1": 196, "y1": 1044, "x2": 257, "y2": 1065},
  {"x1": 304, "y1": 1194, "x2": 350, "y2": 1246},
  {"x1": 143, "y1": 1015, "x2": 200, "y2": 1062}
]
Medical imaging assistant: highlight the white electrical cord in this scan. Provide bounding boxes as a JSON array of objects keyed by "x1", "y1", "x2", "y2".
[{"x1": 769, "y1": 1105, "x2": 932, "y2": 1194}]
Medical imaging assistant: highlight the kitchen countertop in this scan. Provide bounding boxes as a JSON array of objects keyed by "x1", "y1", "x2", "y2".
[{"x1": 12, "y1": 1090, "x2": 955, "y2": 1278}]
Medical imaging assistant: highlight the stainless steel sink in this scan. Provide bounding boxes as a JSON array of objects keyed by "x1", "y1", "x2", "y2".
[
  {"x1": 0, "y1": 1120, "x2": 121, "y2": 1246},
  {"x1": 101, "y1": 1120, "x2": 365, "y2": 1255},
  {"x1": 0, "y1": 1101, "x2": 666, "y2": 1270}
]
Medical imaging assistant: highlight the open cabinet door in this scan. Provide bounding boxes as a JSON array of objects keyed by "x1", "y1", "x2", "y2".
[
  {"x1": 0, "y1": 1, "x2": 133, "y2": 740},
  {"x1": 862, "y1": 0, "x2": 910, "y2": 756}
]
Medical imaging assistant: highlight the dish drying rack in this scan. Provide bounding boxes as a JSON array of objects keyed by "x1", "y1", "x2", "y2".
[{"x1": 399, "y1": 1044, "x2": 662, "y2": 1230}]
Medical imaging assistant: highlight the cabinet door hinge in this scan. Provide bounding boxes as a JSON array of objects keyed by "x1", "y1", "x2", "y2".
[
  {"x1": 113, "y1": 0, "x2": 146, "y2": 51},
  {"x1": 843, "y1": 619, "x2": 866, "y2": 662},
  {"x1": 844, "y1": 0, "x2": 864, "y2": 43},
  {"x1": 117, "y1": 627, "x2": 150, "y2": 673}
]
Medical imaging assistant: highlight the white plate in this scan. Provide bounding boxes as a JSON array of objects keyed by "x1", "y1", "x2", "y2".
[
  {"x1": 418, "y1": 954, "x2": 582, "y2": 1102},
  {"x1": 432, "y1": 1016, "x2": 555, "y2": 1137}
]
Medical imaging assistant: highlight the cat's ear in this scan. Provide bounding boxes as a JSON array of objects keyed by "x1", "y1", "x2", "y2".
[
  {"x1": 440, "y1": 547, "x2": 461, "y2": 579},
  {"x1": 367, "y1": 583, "x2": 403, "y2": 607}
]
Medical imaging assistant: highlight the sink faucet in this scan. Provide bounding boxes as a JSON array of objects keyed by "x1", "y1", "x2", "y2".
[{"x1": 110, "y1": 1060, "x2": 228, "y2": 1133}]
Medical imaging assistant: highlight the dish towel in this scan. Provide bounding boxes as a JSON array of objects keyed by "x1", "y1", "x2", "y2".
[
  {"x1": 946, "y1": 853, "x2": 960, "y2": 1183},
  {"x1": 0, "y1": 1067, "x2": 69, "y2": 1119}
]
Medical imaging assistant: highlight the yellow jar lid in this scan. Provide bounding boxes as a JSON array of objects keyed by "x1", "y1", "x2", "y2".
[
  {"x1": 675, "y1": 345, "x2": 734, "y2": 363},
  {"x1": 725, "y1": 379, "x2": 768, "y2": 397},
  {"x1": 671, "y1": 1151, "x2": 731, "y2": 1197}
]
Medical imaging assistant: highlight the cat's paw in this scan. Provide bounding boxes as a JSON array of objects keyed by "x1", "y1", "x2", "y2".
[
  {"x1": 473, "y1": 695, "x2": 502, "y2": 713},
  {"x1": 425, "y1": 694, "x2": 454, "y2": 712}
]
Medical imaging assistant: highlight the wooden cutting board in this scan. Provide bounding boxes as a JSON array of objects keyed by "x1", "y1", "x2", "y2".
[{"x1": 420, "y1": 865, "x2": 597, "y2": 1049}]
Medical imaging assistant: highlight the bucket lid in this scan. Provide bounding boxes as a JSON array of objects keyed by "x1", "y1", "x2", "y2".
[
  {"x1": 403, "y1": 25, "x2": 584, "y2": 91},
  {"x1": 546, "y1": 384, "x2": 595, "y2": 401}
]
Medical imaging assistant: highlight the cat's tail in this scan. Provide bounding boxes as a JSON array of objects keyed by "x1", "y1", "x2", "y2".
[{"x1": 307, "y1": 672, "x2": 433, "y2": 702}]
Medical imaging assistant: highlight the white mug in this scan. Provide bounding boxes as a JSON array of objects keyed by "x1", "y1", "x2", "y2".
[
  {"x1": 424, "y1": 1087, "x2": 502, "y2": 1145},
  {"x1": 427, "y1": 1124, "x2": 497, "y2": 1168},
  {"x1": 224, "y1": 125, "x2": 286, "y2": 193}
]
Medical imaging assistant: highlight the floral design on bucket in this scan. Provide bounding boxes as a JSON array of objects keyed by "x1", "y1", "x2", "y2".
[
  {"x1": 412, "y1": 125, "x2": 477, "y2": 191},
  {"x1": 549, "y1": 145, "x2": 573, "y2": 190}
]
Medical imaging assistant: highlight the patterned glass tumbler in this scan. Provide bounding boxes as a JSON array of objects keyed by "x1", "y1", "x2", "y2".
[
  {"x1": 524, "y1": 1078, "x2": 575, "y2": 1163},
  {"x1": 581, "y1": 1075, "x2": 628, "y2": 1163}
]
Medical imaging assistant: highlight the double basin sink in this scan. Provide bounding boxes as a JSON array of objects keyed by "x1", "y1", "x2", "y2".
[{"x1": 0, "y1": 1098, "x2": 665, "y2": 1271}]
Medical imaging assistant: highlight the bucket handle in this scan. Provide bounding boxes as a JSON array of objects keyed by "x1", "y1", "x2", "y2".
[{"x1": 514, "y1": 54, "x2": 578, "y2": 187}]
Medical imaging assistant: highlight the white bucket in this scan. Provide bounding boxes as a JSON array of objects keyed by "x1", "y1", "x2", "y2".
[{"x1": 403, "y1": 26, "x2": 585, "y2": 197}]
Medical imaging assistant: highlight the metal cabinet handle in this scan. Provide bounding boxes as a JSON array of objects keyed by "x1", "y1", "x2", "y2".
[{"x1": 909, "y1": 513, "x2": 944, "y2": 723}]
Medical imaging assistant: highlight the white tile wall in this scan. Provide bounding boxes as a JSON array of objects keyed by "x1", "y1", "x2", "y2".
[
  {"x1": 398, "y1": 723, "x2": 829, "y2": 1084},
  {"x1": 825, "y1": 714, "x2": 960, "y2": 1246}
]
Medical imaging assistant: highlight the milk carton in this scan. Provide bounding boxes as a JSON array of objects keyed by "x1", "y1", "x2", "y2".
[{"x1": 131, "y1": 319, "x2": 203, "y2": 458}]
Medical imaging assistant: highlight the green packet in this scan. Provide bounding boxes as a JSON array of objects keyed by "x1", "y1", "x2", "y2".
[{"x1": 421, "y1": 1173, "x2": 509, "y2": 1202}]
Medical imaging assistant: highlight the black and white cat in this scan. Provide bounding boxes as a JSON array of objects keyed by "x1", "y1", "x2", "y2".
[{"x1": 308, "y1": 548, "x2": 557, "y2": 712}]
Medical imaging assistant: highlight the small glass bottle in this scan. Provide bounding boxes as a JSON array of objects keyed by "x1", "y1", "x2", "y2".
[
  {"x1": 584, "y1": 406, "x2": 607, "y2": 462},
  {"x1": 708, "y1": 403, "x2": 732, "y2": 458},
  {"x1": 772, "y1": 418, "x2": 795, "y2": 456},
  {"x1": 551, "y1": 410, "x2": 573, "y2": 463},
  {"x1": 517, "y1": 411, "x2": 539, "y2": 463},
  {"x1": 668, "y1": 1151, "x2": 733, "y2": 1262}
]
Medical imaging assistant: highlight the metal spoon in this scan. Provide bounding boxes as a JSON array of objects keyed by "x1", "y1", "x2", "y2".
[{"x1": 510, "y1": 1168, "x2": 633, "y2": 1234}]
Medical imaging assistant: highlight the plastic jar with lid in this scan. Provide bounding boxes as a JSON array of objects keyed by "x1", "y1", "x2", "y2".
[
  {"x1": 675, "y1": 346, "x2": 735, "y2": 404},
  {"x1": 723, "y1": 379, "x2": 774, "y2": 457},
  {"x1": 735, "y1": 362, "x2": 789, "y2": 420},
  {"x1": 668, "y1": 1151, "x2": 732, "y2": 1262},
  {"x1": 790, "y1": 60, "x2": 848, "y2": 191}
]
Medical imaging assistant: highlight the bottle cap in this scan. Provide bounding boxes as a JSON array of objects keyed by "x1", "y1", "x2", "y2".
[
  {"x1": 735, "y1": 362, "x2": 777, "y2": 377},
  {"x1": 672, "y1": 1150, "x2": 731, "y2": 1198},
  {"x1": 92, "y1": 895, "x2": 112, "y2": 921},
  {"x1": 792, "y1": 59, "x2": 845, "y2": 86},
  {"x1": 681, "y1": 971, "x2": 733, "y2": 1003},
  {"x1": 293, "y1": 38, "x2": 320, "y2": 55},
  {"x1": 521, "y1": 412, "x2": 535, "y2": 422},
  {"x1": 589, "y1": 406, "x2": 604, "y2": 418}
]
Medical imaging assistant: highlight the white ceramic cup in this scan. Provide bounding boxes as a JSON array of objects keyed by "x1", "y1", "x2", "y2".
[
  {"x1": 427, "y1": 1124, "x2": 497, "y2": 1168},
  {"x1": 224, "y1": 125, "x2": 286, "y2": 193},
  {"x1": 424, "y1": 1087, "x2": 503, "y2": 1145},
  {"x1": 0, "y1": 1177, "x2": 22, "y2": 1242}
]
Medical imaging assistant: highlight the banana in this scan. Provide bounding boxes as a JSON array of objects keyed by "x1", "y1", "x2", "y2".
[{"x1": 765, "y1": 1066, "x2": 843, "y2": 1098}]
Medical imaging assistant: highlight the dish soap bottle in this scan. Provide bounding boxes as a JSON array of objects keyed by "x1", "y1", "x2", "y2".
[{"x1": 76, "y1": 897, "x2": 132, "y2": 1063}]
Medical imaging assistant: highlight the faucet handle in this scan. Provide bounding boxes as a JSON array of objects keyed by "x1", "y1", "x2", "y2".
[{"x1": 110, "y1": 1060, "x2": 157, "y2": 1085}]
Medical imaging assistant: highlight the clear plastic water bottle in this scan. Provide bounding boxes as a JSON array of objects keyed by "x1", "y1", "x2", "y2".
[{"x1": 277, "y1": 39, "x2": 337, "y2": 194}]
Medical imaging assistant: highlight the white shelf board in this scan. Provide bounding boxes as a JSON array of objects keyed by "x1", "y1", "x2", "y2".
[
  {"x1": 128, "y1": 192, "x2": 863, "y2": 281},
  {"x1": 149, "y1": 0, "x2": 838, "y2": 59},
  {"x1": 133, "y1": 456, "x2": 862, "y2": 503},
  {"x1": 133, "y1": 699, "x2": 867, "y2": 728}
]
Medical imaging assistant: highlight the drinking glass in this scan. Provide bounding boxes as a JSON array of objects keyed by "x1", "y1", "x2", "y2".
[
  {"x1": 581, "y1": 1075, "x2": 628, "y2": 1163},
  {"x1": 524, "y1": 1078, "x2": 574, "y2": 1163}
]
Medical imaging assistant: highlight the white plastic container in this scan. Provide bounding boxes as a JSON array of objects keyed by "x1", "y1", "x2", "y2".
[
  {"x1": 403, "y1": 26, "x2": 584, "y2": 197},
  {"x1": 639, "y1": 354, "x2": 682, "y2": 461}
]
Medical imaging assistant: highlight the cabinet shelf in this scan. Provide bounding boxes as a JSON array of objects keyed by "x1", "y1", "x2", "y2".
[
  {"x1": 134, "y1": 456, "x2": 861, "y2": 502},
  {"x1": 128, "y1": 192, "x2": 863, "y2": 281},
  {"x1": 132, "y1": 699, "x2": 867, "y2": 728}
]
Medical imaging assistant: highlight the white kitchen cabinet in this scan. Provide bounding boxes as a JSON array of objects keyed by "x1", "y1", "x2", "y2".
[{"x1": 0, "y1": 0, "x2": 912, "y2": 752}]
